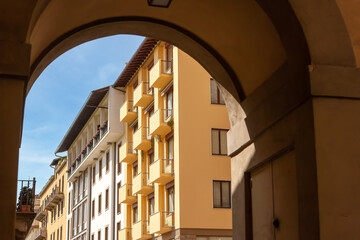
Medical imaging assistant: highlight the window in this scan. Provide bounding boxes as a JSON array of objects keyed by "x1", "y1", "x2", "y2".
[
  {"x1": 210, "y1": 78, "x2": 225, "y2": 105},
  {"x1": 98, "y1": 230, "x2": 101, "y2": 240},
  {"x1": 106, "y1": 151, "x2": 110, "y2": 173},
  {"x1": 62, "y1": 175, "x2": 64, "y2": 193},
  {"x1": 167, "y1": 135, "x2": 174, "y2": 160},
  {"x1": 117, "y1": 222, "x2": 121, "y2": 240},
  {"x1": 211, "y1": 129, "x2": 228, "y2": 155},
  {"x1": 148, "y1": 149, "x2": 154, "y2": 165},
  {"x1": 105, "y1": 226, "x2": 109, "y2": 240},
  {"x1": 99, "y1": 159, "x2": 103, "y2": 179},
  {"x1": 82, "y1": 201, "x2": 87, "y2": 229},
  {"x1": 117, "y1": 143, "x2": 122, "y2": 175},
  {"x1": 60, "y1": 226, "x2": 62, "y2": 240},
  {"x1": 98, "y1": 194, "x2": 102, "y2": 215},
  {"x1": 213, "y1": 180, "x2": 231, "y2": 208},
  {"x1": 67, "y1": 220, "x2": 70, "y2": 240},
  {"x1": 92, "y1": 166, "x2": 96, "y2": 185},
  {"x1": 68, "y1": 192, "x2": 71, "y2": 214},
  {"x1": 166, "y1": 182, "x2": 174, "y2": 212},
  {"x1": 84, "y1": 169, "x2": 88, "y2": 197},
  {"x1": 148, "y1": 193, "x2": 155, "y2": 216},
  {"x1": 166, "y1": 87, "x2": 173, "y2": 118},
  {"x1": 132, "y1": 203, "x2": 138, "y2": 223},
  {"x1": 133, "y1": 161, "x2": 138, "y2": 177},
  {"x1": 92, "y1": 234, "x2": 94, "y2": 240},
  {"x1": 92, "y1": 199, "x2": 95, "y2": 219},
  {"x1": 117, "y1": 182, "x2": 121, "y2": 214},
  {"x1": 105, "y1": 188, "x2": 109, "y2": 210},
  {"x1": 57, "y1": 229, "x2": 59, "y2": 240}
]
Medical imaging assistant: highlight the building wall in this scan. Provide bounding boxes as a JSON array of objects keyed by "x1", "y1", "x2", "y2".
[{"x1": 175, "y1": 49, "x2": 232, "y2": 230}]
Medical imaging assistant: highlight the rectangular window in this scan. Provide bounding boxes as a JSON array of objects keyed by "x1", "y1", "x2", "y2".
[
  {"x1": 117, "y1": 143, "x2": 122, "y2": 175},
  {"x1": 133, "y1": 161, "x2": 138, "y2": 177},
  {"x1": 105, "y1": 226, "x2": 108, "y2": 240},
  {"x1": 211, "y1": 129, "x2": 228, "y2": 155},
  {"x1": 105, "y1": 188, "x2": 109, "y2": 210},
  {"x1": 106, "y1": 151, "x2": 110, "y2": 173},
  {"x1": 166, "y1": 88, "x2": 173, "y2": 118},
  {"x1": 60, "y1": 226, "x2": 62, "y2": 240},
  {"x1": 84, "y1": 169, "x2": 88, "y2": 197},
  {"x1": 167, "y1": 185, "x2": 174, "y2": 212},
  {"x1": 62, "y1": 175, "x2": 64, "y2": 193},
  {"x1": 117, "y1": 182, "x2": 121, "y2": 214},
  {"x1": 148, "y1": 149, "x2": 154, "y2": 165},
  {"x1": 67, "y1": 220, "x2": 70, "y2": 240},
  {"x1": 210, "y1": 78, "x2": 225, "y2": 105},
  {"x1": 99, "y1": 159, "x2": 103, "y2": 179},
  {"x1": 117, "y1": 222, "x2": 121, "y2": 240},
  {"x1": 57, "y1": 228, "x2": 59, "y2": 240},
  {"x1": 92, "y1": 234, "x2": 94, "y2": 240},
  {"x1": 148, "y1": 193, "x2": 155, "y2": 216},
  {"x1": 98, "y1": 194, "x2": 102, "y2": 215},
  {"x1": 92, "y1": 166, "x2": 96, "y2": 185},
  {"x1": 132, "y1": 203, "x2": 138, "y2": 223},
  {"x1": 213, "y1": 180, "x2": 231, "y2": 208},
  {"x1": 167, "y1": 137, "x2": 174, "y2": 160},
  {"x1": 92, "y1": 199, "x2": 95, "y2": 219},
  {"x1": 98, "y1": 230, "x2": 101, "y2": 240},
  {"x1": 83, "y1": 200, "x2": 87, "y2": 230}
]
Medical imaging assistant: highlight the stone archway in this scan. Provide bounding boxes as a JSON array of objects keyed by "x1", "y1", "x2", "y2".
[{"x1": 1, "y1": 0, "x2": 360, "y2": 239}]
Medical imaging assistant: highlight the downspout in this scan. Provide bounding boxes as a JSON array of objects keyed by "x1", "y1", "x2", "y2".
[{"x1": 111, "y1": 142, "x2": 117, "y2": 240}]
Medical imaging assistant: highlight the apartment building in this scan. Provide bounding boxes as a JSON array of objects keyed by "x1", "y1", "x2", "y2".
[
  {"x1": 31, "y1": 157, "x2": 67, "y2": 240},
  {"x1": 55, "y1": 86, "x2": 126, "y2": 240},
  {"x1": 115, "y1": 39, "x2": 232, "y2": 240}
]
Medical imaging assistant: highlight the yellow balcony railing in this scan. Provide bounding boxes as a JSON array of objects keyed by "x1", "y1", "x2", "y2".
[
  {"x1": 120, "y1": 100, "x2": 137, "y2": 123},
  {"x1": 44, "y1": 186, "x2": 64, "y2": 210},
  {"x1": 118, "y1": 227, "x2": 132, "y2": 240},
  {"x1": 34, "y1": 205, "x2": 47, "y2": 221},
  {"x1": 119, "y1": 184, "x2": 137, "y2": 204},
  {"x1": 149, "y1": 60, "x2": 173, "y2": 90},
  {"x1": 119, "y1": 142, "x2": 138, "y2": 164},
  {"x1": 149, "y1": 211, "x2": 174, "y2": 234},
  {"x1": 134, "y1": 82, "x2": 154, "y2": 108},
  {"x1": 133, "y1": 220, "x2": 152, "y2": 240},
  {"x1": 133, "y1": 172, "x2": 153, "y2": 195},
  {"x1": 133, "y1": 127, "x2": 151, "y2": 151},
  {"x1": 149, "y1": 109, "x2": 173, "y2": 136},
  {"x1": 149, "y1": 159, "x2": 174, "y2": 184}
]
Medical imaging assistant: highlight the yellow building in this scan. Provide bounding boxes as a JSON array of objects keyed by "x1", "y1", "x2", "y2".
[
  {"x1": 116, "y1": 39, "x2": 232, "y2": 240},
  {"x1": 32, "y1": 157, "x2": 68, "y2": 240}
]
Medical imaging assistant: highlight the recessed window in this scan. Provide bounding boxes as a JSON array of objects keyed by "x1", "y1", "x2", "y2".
[
  {"x1": 148, "y1": 193, "x2": 155, "y2": 216},
  {"x1": 211, "y1": 129, "x2": 228, "y2": 155},
  {"x1": 98, "y1": 230, "x2": 101, "y2": 240},
  {"x1": 213, "y1": 180, "x2": 231, "y2": 208},
  {"x1": 106, "y1": 152, "x2": 110, "y2": 173},
  {"x1": 210, "y1": 78, "x2": 225, "y2": 105},
  {"x1": 105, "y1": 188, "x2": 109, "y2": 210},
  {"x1": 92, "y1": 166, "x2": 96, "y2": 185},
  {"x1": 99, "y1": 159, "x2": 103, "y2": 179},
  {"x1": 98, "y1": 194, "x2": 102, "y2": 215},
  {"x1": 133, "y1": 161, "x2": 138, "y2": 177},
  {"x1": 166, "y1": 181, "x2": 174, "y2": 212},
  {"x1": 105, "y1": 226, "x2": 109, "y2": 240},
  {"x1": 132, "y1": 203, "x2": 138, "y2": 223},
  {"x1": 117, "y1": 222, "x2": 121, "y2": 240},
  {"x1": 117, "y1": 182, "x2": 121, "y2": 214}
]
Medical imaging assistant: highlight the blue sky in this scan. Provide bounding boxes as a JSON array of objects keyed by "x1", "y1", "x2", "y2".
[{"x1": 18, "y1": 35, "x2": 145, "y2": 194}]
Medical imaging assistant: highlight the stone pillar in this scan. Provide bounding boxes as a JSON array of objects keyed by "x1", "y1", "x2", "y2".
[{"x1": 0, "y1": 40, "x2": 31, "y2": 240}]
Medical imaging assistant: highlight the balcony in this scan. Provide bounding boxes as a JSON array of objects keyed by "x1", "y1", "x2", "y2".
[
  {"x1": 34, "y1": 206, "x2": 47, "y2": 221},
  {"x1": 149, "y1": 60, "x2": 173, "y2": 90},
  {"x1": 134, "y1": 82, "x2": 154, "y2": 108},
  {"x1": 149, "y1": 109, "x2": 173, "y2": 136},
  {"x1": 133, "y1": 220, "x2": 152, "y2": 240},
  {"x1": 133, "y1": 127, "x2": 151, "y2": 151},
  {"x1": 119, "y1": 184, "x2": 137, "y2": 204},
  {"x1": 133, "y1": 172, "x2": 153, "y2": 195},
  {"x1": 149, "y1": 211, "x2": 174, "y2": 234},
  {"x1": 67, "y1": 121, "x2": 109, "y2": 179},
  {"x1": 149, "y1": 159, "x2": 174, "y2": 184},
  {"x1": 118, "y1": 228, "x2": 132, "y2": 240},
  {"x1": 33, "y1": 227, "x2": 47, "y2": 240},
  {"x1": 45, "y1": 186, "x2": 64, "y2": 210},
  {"x1": 119, "y1": 142, "x2": 138, "y2": 164},
  {"x1": 120, "y1": 100, "x2": 137, "y2": 123}
]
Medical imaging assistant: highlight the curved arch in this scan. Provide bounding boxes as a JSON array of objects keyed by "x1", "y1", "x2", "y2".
[{"x1": 28, "y1": 17, "x2": 245, "y2": 102}]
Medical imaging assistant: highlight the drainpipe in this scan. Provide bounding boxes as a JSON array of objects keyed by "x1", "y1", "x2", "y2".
[{"x1": 111, "y1": 142, "x2": 117, "y2": 240}]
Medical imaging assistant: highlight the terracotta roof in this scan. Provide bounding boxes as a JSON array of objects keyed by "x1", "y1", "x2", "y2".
[
  {"x1": 113, "y1": 38, "x2": 158, "y2": 87},
  {"x1": 55, "y1": 86, "x2": 110, "y2": 153}
]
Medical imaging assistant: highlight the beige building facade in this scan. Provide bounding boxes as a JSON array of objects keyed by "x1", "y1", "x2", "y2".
[
  {"x1": 31, "y1": 157, "x2": 67, "y2": 240},
  {"x1": 118, "y1": 40, "x2": 232, "y2": 240}
]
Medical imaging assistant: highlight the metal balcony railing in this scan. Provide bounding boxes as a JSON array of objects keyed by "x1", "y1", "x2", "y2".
[
  {"x1": 160, "y1": 60, "x2": 173, "y2": 75},
  {"x1": 44, "y1": 186, "x2": 63, "y2": 210}
]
